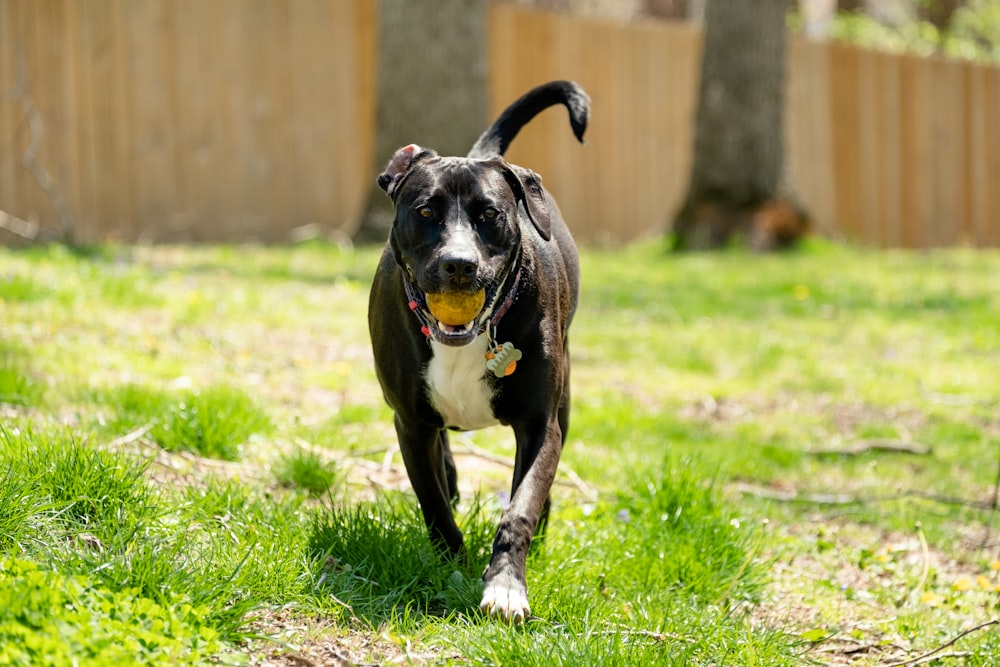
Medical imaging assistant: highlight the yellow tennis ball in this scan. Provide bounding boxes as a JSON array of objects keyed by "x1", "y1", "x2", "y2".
[{"x1": 426, "y1": 290, "x2": 486, "y2": 326}]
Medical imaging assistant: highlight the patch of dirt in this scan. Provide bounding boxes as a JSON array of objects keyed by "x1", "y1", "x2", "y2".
[
  {"x1": 121, "y1": 425, "x2": 592, "y2": 509},
  {"x1": 749, "y1": 514, "x2": 1000, "y2": 666},
  {"x1": 680, "y1": 391, "x2": 929, "y2": 442},
  {"x1": 231, "y1": 609, "x2": 450, "y2": 667}
]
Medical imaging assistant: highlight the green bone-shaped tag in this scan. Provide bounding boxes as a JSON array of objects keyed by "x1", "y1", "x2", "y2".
[{"x1": 485, "y1": 342, "x2": 522, "y2": 378}]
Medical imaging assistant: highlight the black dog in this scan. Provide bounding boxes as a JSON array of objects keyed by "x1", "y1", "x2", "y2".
[{"x1": 368, "y1": 80, "x2": 589, "y2": 622}]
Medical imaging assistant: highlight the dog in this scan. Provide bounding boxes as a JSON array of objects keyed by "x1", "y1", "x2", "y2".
[{"x1": 368, "y1": 80, "x2": 589, "y2": 623}]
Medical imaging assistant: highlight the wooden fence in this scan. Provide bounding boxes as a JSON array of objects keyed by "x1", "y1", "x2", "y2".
[
  {"x1": 2, "y1": 1, "x2": 998, "y2": 247},
  {"x1": 490, "y1": 5, "x2": 1000, "y2": 247},
  {"x1": 0, "y1": 0, "x2": 376, "y2": 243}
]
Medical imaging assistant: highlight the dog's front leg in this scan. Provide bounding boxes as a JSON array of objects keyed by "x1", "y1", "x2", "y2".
[
  {"x1": 480, "y1": 414, "x2": 563, "y2": 622},
  {"x1": 394, "y1": 415, "x2": 465, "y2": 556}
]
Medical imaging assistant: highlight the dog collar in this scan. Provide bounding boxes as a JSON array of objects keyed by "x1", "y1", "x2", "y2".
[
  {"x1": 404, "y1": 267, "x2": 524, "y2": 378},
  {"x1": 403, "y1": 263, "x2": 522, "y2": 343}
]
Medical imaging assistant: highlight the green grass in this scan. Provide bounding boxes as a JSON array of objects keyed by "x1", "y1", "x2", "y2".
[
  {"x1": 0, "y1": 557, "x2": 229, "y2": 667},
  {"x1": 0, "y1": 342, "x2": 43, "y2": 407},
  {"x1": 0, "y1": 240, "x2": 998, "y2": 665},
  {"x1": 275, "y1": 447, "x2": 338, "y2": 494},
  {"x1": 94, "y1": 383, "x2": 272, "y2": 460}
]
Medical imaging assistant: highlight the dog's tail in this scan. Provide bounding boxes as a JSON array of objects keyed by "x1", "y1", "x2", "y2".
[{"x1": 467, "y1": 80, "x2": 589, "y2": 159}]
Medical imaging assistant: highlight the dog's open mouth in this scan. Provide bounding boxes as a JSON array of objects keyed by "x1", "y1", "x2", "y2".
[
  {"x1": 435, "y1": 317, "x2": 482, "y2": 341},
  {"x1": 404, "y1": 261, "x2": 521, "y2": 348},
  {"x1": 414, "y1": 286, "x2": 498, "y2": 347}
]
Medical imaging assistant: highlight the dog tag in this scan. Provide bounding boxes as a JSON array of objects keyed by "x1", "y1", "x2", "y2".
[{"x1": 485, "y1": 342, "x2": 522, "y2": 378}]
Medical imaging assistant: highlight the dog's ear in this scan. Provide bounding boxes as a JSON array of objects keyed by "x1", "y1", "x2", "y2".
[
  {"x1": 378, "y1": 144, "x2": 435, "y2": 198},
  {"x1": 501, "y1": 164, "x2": 551, "y2": 241}
]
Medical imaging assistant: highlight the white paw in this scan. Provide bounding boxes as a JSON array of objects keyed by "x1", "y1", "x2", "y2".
[{"x1": 480, "y1": 581, "x2": 530, "y2": 624}]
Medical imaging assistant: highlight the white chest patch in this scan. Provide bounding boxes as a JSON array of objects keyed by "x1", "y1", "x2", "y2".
[{"x1": 425, "y1": 334, "x2": 499, "y2": 431}]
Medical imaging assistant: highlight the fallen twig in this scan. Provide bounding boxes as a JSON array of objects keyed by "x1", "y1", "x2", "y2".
[
  {"x1": 892, "y1": 651, "x2": 971, "y2": 667},
  {"x1": 880, "y1": 618, "x2": 997, "y2": 667},
  {"x1": 293, "y1": 438, "x2": 411, "y2": 467},
  {"x1": 816, "y1": 639, "x2": 904, "y2": 656},
  {"x1": 364, "y1": 474, "x2": 398, "y2": 492},
  {"x1": 560, "y1": 464, "x2": 599, "y2": 502},
  {"x1": 104, "y1": 423, "x2": 154, "y2": 449},
  {"x1": 808, "y1": 439, "x2": 931, "y2": 457},
  {"x1": 380, "y1": 446, "x2": 395, "y2": 474},
  {"x1": 0, "y1": 209, "x2": 39, "y2": 240},
  {"x1": 899, "y1": 523, "x2": 931, "y2": 607},
  {"x1": 453, "y1": 442, "x2": 598, "y2": 500},
  {"x1": 163, "y1": 448, "x2": 244, "y2": 469},
  {"x1": 593, "y1": 627, "x2": 670, "y2": 642},
  {"x1": 732, "y1": 482, "x2": 854, "y2": 505},
  {"x1": 4, "y1": 48, "x2": 74, "y2": 241},
  {"x1": 733, "y1": 483, "x2": 997, "y2": 511},
  {"x1": 279, "y1": 654, "x2": 317, "y2": 667},
  {"x1": 453, "y1": 441, "x2": 511, "y2": 467},
  {"x1": 991, "y1": 450, "x2": 1000, "y2": 510},
  {"x1": 576, "y1": 622, "x2": 695, "y2": 645}
]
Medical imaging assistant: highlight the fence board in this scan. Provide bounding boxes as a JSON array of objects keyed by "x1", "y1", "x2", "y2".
[
  {"x1": 1, "y1": 2, "x2": 20, "y2": 222},
  {"x1": 1, "y1": 1, "x2": 998, "y2": 247},
  {"x1": 898, "y1": 55, "x2": 928, "y2": 248},
  {"x1": 79, "y1": 0, "x2": 122, "y2": 241},
  {"x1": 875, "y1": 50, "x2": 902, "y2": 247},
  {"x1": 786, "y1": 37, "x2": 836, "y2": 238},
  {"x1": 970, "y1": 65, "x2": 1000, "y2": 246},
  {"x1": 828, "y1": 43, "x2": 864, "y2": 244},
  {"x1": 965, "y1": 65, "x2": 985, "y2": 244},
  {"x1": 0, "y1": 2, "x2": 12, "y2": 213},
  {"x1": 171, "y1": 0, "x2": 211, "y2": 241},
  {"x1": 932, "y1": 58, "x2": 965, "y2": 247},
  {"x1": 857, "y1": 49, "x2": 880, "y2": 246},
  {"x1": 23, "y1": 0, "x2": 76, "y2": 235},
  {"x1": 0, "y1": 0, "x2": 375, "y2": 244}
]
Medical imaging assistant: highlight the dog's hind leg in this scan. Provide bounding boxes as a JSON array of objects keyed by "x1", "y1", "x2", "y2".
[
  {"x1": 394, "y1": 415, "x2": 465, "y2": 557},
  {"x1": 536, "y1": 353, "x2": 571, "y2": 539},
  {"x1": 441, "y1": 431, "x2": 460, "y2": 508},
  {"x1": 539, "y1": 358, "x2": 572, "y2": 536}
]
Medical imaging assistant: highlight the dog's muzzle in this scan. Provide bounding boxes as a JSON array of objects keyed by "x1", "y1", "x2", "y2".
[{"x1": 403, "y1": 262, "x2": 522, "y2": 348}]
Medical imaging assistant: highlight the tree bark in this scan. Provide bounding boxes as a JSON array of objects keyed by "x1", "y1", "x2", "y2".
[
  {"x1": 354, "y1": 0, "x2": 488, "y2": 244},
  {"x1": 642, "y1": 0, "x2": 690, "y2": 20},
  {"x1": 673, "y1": 0, "x2": 807, "y2": 250}
]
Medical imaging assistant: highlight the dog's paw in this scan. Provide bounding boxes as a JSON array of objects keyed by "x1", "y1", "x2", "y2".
[{"x1": 480, "y1": 580, "x2": 530, "y2": 624}]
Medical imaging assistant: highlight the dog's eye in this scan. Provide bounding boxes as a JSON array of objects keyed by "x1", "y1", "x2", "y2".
[
  {"x1": 417, "y1": 206, "x2": 434, "y2": 219},
  {"x1": 482, "y1": 207, "x2": 499, "y2": 221}
]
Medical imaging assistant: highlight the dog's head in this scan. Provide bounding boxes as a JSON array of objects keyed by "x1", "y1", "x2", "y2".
[{"x1": 377, "y1": 144, "x2": 549, "y2": 346}]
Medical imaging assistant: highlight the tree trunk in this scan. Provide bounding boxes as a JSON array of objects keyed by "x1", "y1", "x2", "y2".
[
  {"x1": 641, "y1": 0, "x2": 690, "y2": 20},
  {"x1": 354, "y1": 0, "x2": 488, "y2": 244},
  {"x1": 672, "y1": 0, "x2": 807, "y2": 250}
]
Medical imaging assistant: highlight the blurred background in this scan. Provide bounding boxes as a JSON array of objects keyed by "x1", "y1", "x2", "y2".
[{"x1": 1, "y1": 0, "x2": 998, "y2": 247}]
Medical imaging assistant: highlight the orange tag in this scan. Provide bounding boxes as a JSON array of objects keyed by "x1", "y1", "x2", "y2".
[{"x1": 485, "y1": 342, "x2": 522, "y2": 378}]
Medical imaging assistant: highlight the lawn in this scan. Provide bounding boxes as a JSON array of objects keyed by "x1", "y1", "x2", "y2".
[{"x1": 1, "y1": 240, "x2": 998, "y2": 665}]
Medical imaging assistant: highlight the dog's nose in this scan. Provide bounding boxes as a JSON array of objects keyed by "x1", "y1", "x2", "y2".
[{"x1": 439, "y1": 255, "x2": 478, "y2": 288}]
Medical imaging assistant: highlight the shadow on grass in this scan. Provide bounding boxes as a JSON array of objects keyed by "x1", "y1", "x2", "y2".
[
  {"x1": 306, "y1": 492, "x2": 497, "y2": 624},
  {"x1": 300, "y1": 463, "x2": 802, "y2": 666},
  {"x1": 303, "y1": 460, "x2": 769, "y2": 622}
]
